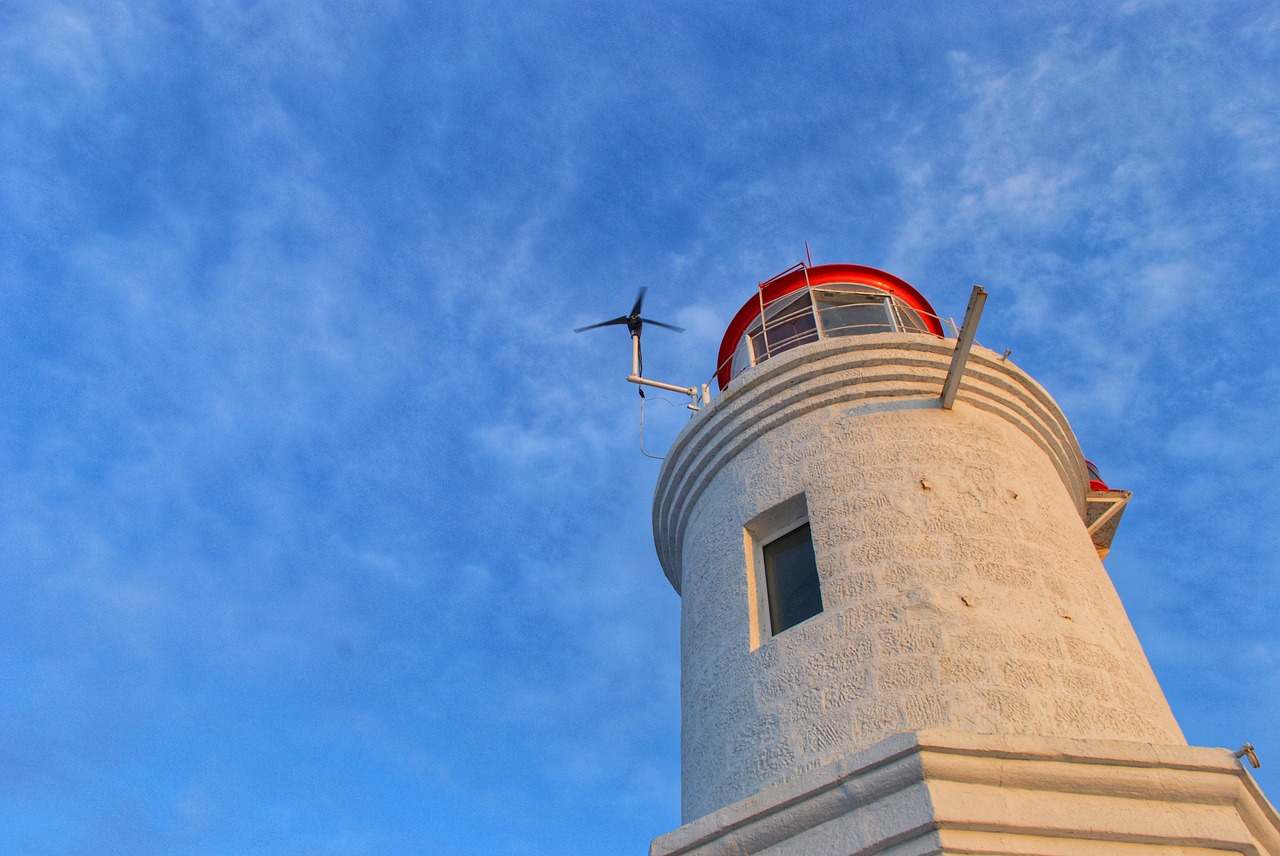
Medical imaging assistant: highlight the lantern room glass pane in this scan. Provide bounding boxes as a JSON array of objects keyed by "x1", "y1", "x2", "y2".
[
  {"x1": 763, "y1": 291, "x2": 819, "y2": 356},
  {"x1": 730, "y1": 332, "x2": 753, "y2": 379},
  {"x1": 764, "y1": 523, "x2": 823, "y2": 634},
  {"x1": 747, "y1": 291, "x2": 819, "y2": 366},
  {"x1": 890, "y1": 298, "x2": 929, "y2": 333},
  {"x1": 814, "y1": 288, "x2": 895, "y2": 337}
]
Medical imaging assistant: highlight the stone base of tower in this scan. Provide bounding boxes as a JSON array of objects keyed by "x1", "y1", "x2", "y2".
[{"x1": 650, "y1": 730, "x2": 1280, "y2": 856}]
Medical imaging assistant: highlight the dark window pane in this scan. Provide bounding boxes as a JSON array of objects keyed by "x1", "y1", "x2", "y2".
[{"x1": 764, "y1": 523, "x2": 823, "y2": 634}]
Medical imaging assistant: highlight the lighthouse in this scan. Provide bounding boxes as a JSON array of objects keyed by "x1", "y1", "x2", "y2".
[{"x1": 648, "y1": 264, "x2": 1280, "y2": 855}]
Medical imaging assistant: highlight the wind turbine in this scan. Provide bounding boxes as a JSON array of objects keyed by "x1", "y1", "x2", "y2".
[{"x1": 575, "y1": 287, "x2": 708, "y2": 409}]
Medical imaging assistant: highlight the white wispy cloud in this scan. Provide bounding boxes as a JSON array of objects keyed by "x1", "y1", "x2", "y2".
[{"x1": 2, "y1": 2, "x2": 1278, "y2": 851}]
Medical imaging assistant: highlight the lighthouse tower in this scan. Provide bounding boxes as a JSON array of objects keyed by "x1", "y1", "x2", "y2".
[{"x1": 649, "y1": 264, "x2": 1280, "y2": 855}]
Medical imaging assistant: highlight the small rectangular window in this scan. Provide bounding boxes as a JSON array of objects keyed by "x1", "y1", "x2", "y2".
[
  {"x1": 744, "y1": 496, "x2": 823, "y2": 648},
  {"x1": 763, "y1": 523, "x2": 823, "y2": 635}
]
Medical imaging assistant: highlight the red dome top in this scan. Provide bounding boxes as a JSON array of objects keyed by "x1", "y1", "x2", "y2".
[{"x1": 715, "y1": 264, "x2": 944, "y2": 389}]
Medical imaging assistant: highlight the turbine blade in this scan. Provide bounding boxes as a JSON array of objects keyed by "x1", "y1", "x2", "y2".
[
  {"x1": 630, "y1": 287, "x2": 648, "y2": 318},
  {"x1": 573, "y1": 317, "x2": 630, "y2": 333},
  {"x1": 639, "y1": 317, "x2": 685, "y2": 333}
]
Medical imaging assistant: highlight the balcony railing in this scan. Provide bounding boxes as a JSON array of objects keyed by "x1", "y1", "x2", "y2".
[{"x1": 716, "y1": 284, "x2": 959, "y2": 387}]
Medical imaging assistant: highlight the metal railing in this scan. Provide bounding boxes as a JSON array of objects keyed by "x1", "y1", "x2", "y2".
[{"x1": 709, "y1": 286, "x2": 962, "y2": 391}]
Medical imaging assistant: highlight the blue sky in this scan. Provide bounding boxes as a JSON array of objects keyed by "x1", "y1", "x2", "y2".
[{"x1": 1, "y1": 2, "x2": 1278, "y2": 853}]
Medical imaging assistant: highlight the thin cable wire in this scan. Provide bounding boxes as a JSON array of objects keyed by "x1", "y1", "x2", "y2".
[{"x1": 639, "y1": 394, "x2": 679, "y2": 460}]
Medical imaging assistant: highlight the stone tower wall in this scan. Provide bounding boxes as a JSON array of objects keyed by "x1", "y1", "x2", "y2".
[{"x1": 653, "y1": 335, "x2": 1184, "y2": 823}]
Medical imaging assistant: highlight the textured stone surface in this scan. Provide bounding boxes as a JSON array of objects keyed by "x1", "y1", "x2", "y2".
[
  {"x1": 649, "y1": 731, "x2": 1280, "y2": 856},
  {"x1": 653, "y1": 336, "x2": 1184, "y2": 822}
]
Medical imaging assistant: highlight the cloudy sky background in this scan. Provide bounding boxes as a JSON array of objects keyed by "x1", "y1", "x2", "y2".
[{"x1": 2, "y1": 2, "x2": 1278, "y2": 853}]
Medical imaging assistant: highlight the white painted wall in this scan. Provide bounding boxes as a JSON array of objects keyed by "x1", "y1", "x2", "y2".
[{"x1": 653, "y1": 335, "x2": 1184, "y2": 823}]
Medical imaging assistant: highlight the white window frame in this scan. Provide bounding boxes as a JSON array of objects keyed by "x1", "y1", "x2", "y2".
[{"x1": 743, "y1": 494, "x2": 819, "y2": 649}]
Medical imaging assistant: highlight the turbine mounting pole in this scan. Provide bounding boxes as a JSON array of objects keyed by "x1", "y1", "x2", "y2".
[{"x1": 631, "y1": 330, "x2": 642, "y2": 377}]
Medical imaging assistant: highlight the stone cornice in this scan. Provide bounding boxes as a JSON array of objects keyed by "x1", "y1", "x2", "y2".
[{"x1": 650, "y1": 731, "x2": 1280, "y2": 856}]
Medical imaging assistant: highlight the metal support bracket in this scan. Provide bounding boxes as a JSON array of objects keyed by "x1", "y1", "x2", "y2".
[
  {"x1": 628, "y1": 374, "x2": 703, "y2": 410},
  {"x1": 628, "y1": 332, "x2": 710, "y2": 411},
  {"x1": 1085, "y1": 489, "x2": 1132, "y2": 559},
  {"x1": 1086, "y1": 492, "x2": 1131, "y2": 536},
  {"x1": 940, "y1": 285, "x2": 988, "y2": 411}
]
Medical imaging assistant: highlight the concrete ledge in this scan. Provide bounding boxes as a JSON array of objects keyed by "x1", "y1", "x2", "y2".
[{"x1": 650, "y1": 731, "x2": 1280, "y2": 856}]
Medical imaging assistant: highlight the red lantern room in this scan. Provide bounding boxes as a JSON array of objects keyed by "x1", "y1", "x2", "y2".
[{"x1": 715, "y1": 263, "x2": 946, "y2": 390}]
